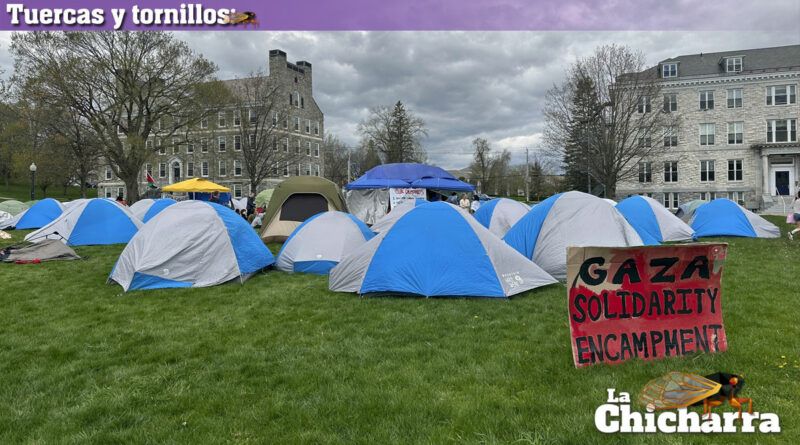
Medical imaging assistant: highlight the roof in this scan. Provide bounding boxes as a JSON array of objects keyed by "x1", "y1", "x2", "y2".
[
  {"x1": 658, "y1": 44, "x2": 800, "y2": 78},
  {"x1": 346, "y1": 163, "x2": 476, "y2": 191},
  {"x1": 162, "y1": 178, "x2": 231, "y2": 193}
]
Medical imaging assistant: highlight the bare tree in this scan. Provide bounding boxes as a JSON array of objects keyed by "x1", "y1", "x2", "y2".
[
  {"x1": 357, "y1": 101, "x2": 428, "y2": 164},
  {"x1": 468, "y1": 137, "x2": 492, "y2": 193},
  {"x1": 11, "y1": 31, "x2": 222, "y2": 203},
  {"x1": 542, "y1": 44, "x2": 679, "y2": 196},
  {"x1": 322, "y1": 134, "x2": 352, "y2": 188},
  {"x1": 224, "y1": 72, "x2": 304, "y2": 192}
]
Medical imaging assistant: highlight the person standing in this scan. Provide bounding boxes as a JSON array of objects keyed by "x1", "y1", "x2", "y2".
[
  {"x1": 789, "y1": 190, "x2": 800, "y2": 240},
  {"x1": 247, "y1": 192, "x2": 256, "y2": 216},
  {"x1": 210, "y1": 191, "x2": 220, "y2": 204},
  {"x1": 446, "y1": 192, "x2": 458, "y2": 204},
  {"x1": 459, "y1": 193, "x2": 470, "y2": 210}
]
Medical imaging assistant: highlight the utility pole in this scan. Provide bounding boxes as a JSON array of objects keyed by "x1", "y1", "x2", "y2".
[
  {"x1": 525, "y1": 148, "x2": 530, "y2": 202},
  {"x1": 586, "y1": 128, "x2": 591, "y2": 194},
  {"x1": 347, "y1": 147, "x2": 352, "y2": 183}
]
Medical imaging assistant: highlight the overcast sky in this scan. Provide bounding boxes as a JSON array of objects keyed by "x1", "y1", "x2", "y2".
[{"x1": 0, "y1": 29, "x2": 798, "y2": 169}]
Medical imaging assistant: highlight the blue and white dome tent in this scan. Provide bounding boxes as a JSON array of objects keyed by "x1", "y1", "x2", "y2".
[
  {"x1": 503, "y1": 191, "x2": 644, "y2": 281},
  {"x1": 370, "y1": 199, "x2": 427, "y2": 233},
  {"x1": 277, "y1": 211, "x2": 375, "y2": 274},
  {"x1": 24, "y1": 198, "x2": 142, "y2": 246},
  {"x1": 130, "y1": 198, "x2": 178, "y2": 223},
  {"x1": 689, "y1": 198, "x2": 779, "y2": 238},
  {"x1": 109, "y1": 200, "x2": 275, "y2": 291},
  {"x1": 473, "y1": 198, "x2": 531, "y2": 238},
  {"x1": 329, "y1": 201, "x2": 557, "y2": 298},
  {"x1": 616, "y1": 195, "x2": 696, "y2": 242},
  {"x1": 0, "y1": 198, "x2": 64, "y2": 230}
]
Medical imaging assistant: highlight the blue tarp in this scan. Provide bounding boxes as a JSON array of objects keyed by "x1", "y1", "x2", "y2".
[
  {"x1": 142, "y1": 198, "x2": 177, "y2": 223},
  {"x1": 15, "y1": 198, "x2": 63, "y2": 229},
  {"x1": 69, "y1": 200, "x2": 140, "y2": 245},
  {"x1": 615, "y1": 196, "x2": 665, "y2": 245},
  {"x1": 691, "y1": 199, "x2": 758, "y2": 237},
  {"x1": 346, "y1": 163, "x2": 475, "y2": 191}
]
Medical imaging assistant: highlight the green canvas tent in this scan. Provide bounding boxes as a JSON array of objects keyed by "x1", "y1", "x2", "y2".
[
  {"x1": 255, "y1": 188, "x2": 274, "y2": 208},
  {"x1": 260, "y1": 176, "x2": 346, "y2": 243},
  {"x1": 0, "y1": 200, "x2": 30, "y2": 216}
]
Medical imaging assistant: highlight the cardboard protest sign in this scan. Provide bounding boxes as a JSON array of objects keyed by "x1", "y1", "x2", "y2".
[
  {"x1": 389, "y1": 188, "x2": 425, "y2": 208},
  {"x1": 567, "y1": 243, "x2": 727, "y2": 368}
]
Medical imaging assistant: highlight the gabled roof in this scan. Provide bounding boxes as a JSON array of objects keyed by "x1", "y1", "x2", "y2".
[{"x1": 657, "y1": 44, "x2": 800, "y2": 78}]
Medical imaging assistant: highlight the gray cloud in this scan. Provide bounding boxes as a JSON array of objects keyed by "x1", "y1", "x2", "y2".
[{"x1": 1, "y1": 30, "x2": 797, "y2": 168}]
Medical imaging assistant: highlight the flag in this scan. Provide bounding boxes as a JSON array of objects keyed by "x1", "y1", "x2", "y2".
[{"x1": 147, "y1": 172, "x2": 157, "y2": 189}]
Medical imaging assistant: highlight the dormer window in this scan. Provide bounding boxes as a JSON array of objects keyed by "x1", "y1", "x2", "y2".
[
  {"x1": 725, "y1": 57, "x2": 742, "y2": 73},
  {"x1": 662, "y1": 63, "x2": 677, "y2": 78}
]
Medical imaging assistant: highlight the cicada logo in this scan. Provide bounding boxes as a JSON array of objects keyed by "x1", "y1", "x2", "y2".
[
  {"x1": 222, "y1": 11, "x2": 258, "y2": 26},
  {"x1": 595, "y1": 373, "x2": 781, "y2": 434}
]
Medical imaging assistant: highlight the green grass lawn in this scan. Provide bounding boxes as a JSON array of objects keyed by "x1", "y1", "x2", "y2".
[
  {"x1": 0, "y1": 183, "x2": 98, "y2": 203},
  {"x1": 0, "y1": 216, "x2": 797, "y2": 444}
]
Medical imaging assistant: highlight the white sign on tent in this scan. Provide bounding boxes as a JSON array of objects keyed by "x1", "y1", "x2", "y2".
[{"x1": 389, "y1": 188, "x2": 425, "y2": 209}]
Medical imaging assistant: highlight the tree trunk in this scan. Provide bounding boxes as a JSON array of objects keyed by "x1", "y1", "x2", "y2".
[
  {"x1": 123, "y1": 173, "x2": 141, "y2": 205},
  {"x1": 80, "y1": 182, "x2": 87, "y2": 199}
]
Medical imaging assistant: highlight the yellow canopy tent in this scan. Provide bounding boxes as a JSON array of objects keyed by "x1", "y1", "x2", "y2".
[{"x1": 162, "y1": 178, "x2": 231, "y2": 193}]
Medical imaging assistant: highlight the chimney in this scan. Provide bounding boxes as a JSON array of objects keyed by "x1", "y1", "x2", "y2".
[{"x1": 268, "y1": 49, "x2": 287, "y2": 76}]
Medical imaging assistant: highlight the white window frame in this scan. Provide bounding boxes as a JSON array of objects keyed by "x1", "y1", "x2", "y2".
[
  {"x1": 218, "y1": 136, "x2": 227, "y2": 152},
  {"x1": 699, "y1": 123, "x2": 715, "y2": 146},
  {"x1": 727, "y1": 122, "x2": 743, "y2": 145},
  {"x1": 187, "y1": 162, "x2": 194, "y2": 177},
  {"x1": 305, "y1": 141, "x2": 311, "y2": 156},
  {"x1": 172, "y1": 138, "x2": 180, "y2": 154},
  {"x1": 187, "y1": 142, "x2": 195, "y2": 154},
  {"x1": 663, "y1": 93, "x2": 677, "y2": 112},
  {"x1": 234, "y1": 160, "x2": 242, "y2": 177},
  {"x1": 218, "y1": 111, "x2": 227, "y2": 128},
  {"x1": 700, "y1": 160, "x2": 715, "y2": 182},
  {"x1": 315, "y1": 164, "x2": 320, "y2": 176},
  {"x1": 727, "y1": 159, "x2": 743, "y2": 182},
  {"x1": 234, "y1": 135, "x2": 242, "y2": 151},
  {"x1": 314, "y1": 121, "x2": 320, "y2": 135},
  {"x1": 200, "y1": 117, "x2": 208, "y2": 129},
  {"x1": 283, "y1": 138, "x2": 289, "y2": 152},
  {"x1": 233, "y1": 184, "x2": 243, "y2": 199},
  {"x1": 218, "y1": 160, "x2": 227, "y2": 177},
  {"x1": 314, "y1": 143, "x2": 320, "y2": 157},
  {"x1": 727, "y1": 191, "x2": 744, "y2": 206},
  {"x1": 638, "y1": 162, "x2": 652, "y2": 183},
  {"x1": 663, "y1": 161, "x2": 678, "y2": 183},
  {"x1": 201, "y1": 161, "x2": 209, "y2": 178},
  {"x1": 295, "y1": 139, "x2": 301, "y2": 154},
  {"x1": 105, "y1": 168, "x2": 112, "y2": 180},
  {"x1": 662, "y1": 63, "x2": 677, "y2": 78},
  {"x1": 283, "y1": 162, "x2": 289, "y2": 177},
  {"x1": 306, "y1": 163, "x2": 311, "y2": 176},
  {"x1": 637, "y1": 96, "x2": 651, "y2": 113},
  {"x1": 663, "y1": 192, "x2": 679, "y2": 209},
  {"x1": 233, "y1": 110, "x2": 241, "y2": 127},
  {"x1": 725, "y1": 57, "x2": 742, "y2": 73},
  {"x1": 766, "y1": 119, "x2": 798, "y2": 143},
  {"x1": 700, "y1": 191, "x2": 717, "y2": 201},
  {"x1": 294, "y1": 117, "x2": 300, "y2": 131},
  {"x1": 305, "y1": 119, "x2": 311, "y2": 133},
  {"x1": 766, "y1": 85, "x2": 797, "y2": 106},
  {"x1": 159, "y1": 163, "x2": 167, "y2": 178},
  {"x1": 200, "y1": 138, "x2": 208, "y2": 153},
  {"x1": 727, "y1": 88, "x2": 742, "y2": 108},
  {"x1": 699, "y1": 90, "x2": 714, "y2": 110}
]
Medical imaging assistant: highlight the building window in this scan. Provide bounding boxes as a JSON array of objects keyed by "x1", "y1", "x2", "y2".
[
  {"x1": 117, "y1": 187, "x2": 124, "y2": 199},
  {"x1": 248, "y1": 134, "x2": 256, "y2": 147},
  {"x1": 315, "y1": 164, "x2": 320, "y2": 176},
  {"x1": 233, "y1": 110, "x2": 241, "y2": 127},
  {"x1": 218, "y1": 136, "x2": 227, "y2": 152},
  {"x1": 663, "y1": 126, "x2": 678, "y2": 147},
  {"x1": 272, "y1": 162, "x2": 279, "y2": 176},
  {"x1": 104, "y1": 188, "x2": 112, "y2": 198},
  {"x1": 725, "y1": 57, "x2": 742, "y2": 73},
  {"x1": 295, "y1": 140, "x2": 301, "y2": 154},
  {"x1": 699, "y1": 123, "x2": 715, "y2": 146},
  {"x1": 187, "y1": 142, "x2": 195, "y2": 154},
  {"x1": 314, "y1": 121, "x2": 320, "y2": 135},
  {"x1": 234, "y1": 135, "x2": 242, "y2": 151},
  {"x1": 158, "y1": 140, "x2": 166, "y2": 155},
  {"x1": 305, "y1": 141, "x2": 311, "y2": 156},
  {"x1": 727, "y1": 122, "x2": 743, "y2": 145},
  {"x1": 727, "y1": 89, "x2": 742, "y2": 108},
  {"x1": 663, "y1": 192, "x2": 679, "y2": 209},
  {"x1": 767, "y1": 119, "x2": 798, "y2": 143},
  {"x1": 246, "y1": 109, "x2": 255, "y2": 125},
  {"x1": 283, "y1": 116, "x2": 289, "y2": 129},
  {"x1": 117, "y1": 125, "x2": 123, "y2": 135},
  {"x1": 662, "y1": 63, "x2": 677, "y2": 78},
  {"x1": 700, "y1": 191, "x2": 716, "y2": 201},
  {"x1": 187, "y1": 162, "x2": 194, "y2": 177},
  {"x1": 664, "y1": 161, "x2": 678, "y2": 183},
  {"x1": 283, "y1": 138, "x2": 289, "y2": 152},
  {"x1": 305, "y1": 163, "x2": 311, "y2": 176},
  {"x1": 295, "y1": 163, "x2": 301, "y2": 176},
  {"x1": 727, "y1": 191, "x2": 744, "y2": 206},
  {"x1": 218, "y1": 160, "x2": 227, "y2": 176},
  {"x1": 727, "y1": 159, "x2": 743, "y2": 181},
  {"x1": 700, "y1": 160, "x2": 715, "y2": 182},
  {"x1": 146, "y1": 140, "x2": 154, "y2": 150},
  {"x1": 637, "y1": 96, "x2": 651, "y2": 113},
  {"x1": 272, "y1": 137, "x2": 278, "y2": 151},
  {"x1": 294, "y1": 91, "x2": 300, "y2": 107},
  {"x1": 104, "y1": 168, "x2": 112, "y2": 180},
  {"x1": 283, "y1": 162, "x2": 289, "y2": 177},
  {"x1": 305, "y1": 119, "x2": 311, "y2": 133},
  {"x1": 201, "y1": 161, "x2": 209, "y2": 177},
  {"x1": 314, "y1": 143, "x2": 320, "y2": 157},
  {"x1": 272, "y1": 111, "x2": 278, "y2": 126},
  {"x1": 200, "y1": 117, "x2": 208, "y2": 129},
  {"x1": 233, "y1": 184, "x2": 242, "y2": 198},
  {"x1": 201, "y1": 138, "x2": 208, "y2": 153},
  {"x1": 294, "y1": 117, "x2": 300, "y2": 131},
  {"x1": 159, "y1": 163, "x2": 166, "y2": 178},
  {"x1": 637, "y1": 130, "x2": 651, "y2": 148},
  {"x1": 699, "y1": 91, "x2": 714, "y2": 110},
  {"x1": 301, "y1": 97, "x2": 304, "y2": 109},
  {"x1": 218, "y1": 112, "x2": 226, "y2": 128},
  {"x1": 766, "y1": 85, "x2": 796, "y2": 105},
  {"x1": 172, "y1": 138, "x2": 179, "y2": 154},
  {"x1": 234, "y1": 160, "x2": 242, "y2": 176},
  {"x1": 638, "y1": 162, "x2": 652, "y2": 183},
  {"x1": 663, "y1": 93, "x2": 677, "y2": 112}
]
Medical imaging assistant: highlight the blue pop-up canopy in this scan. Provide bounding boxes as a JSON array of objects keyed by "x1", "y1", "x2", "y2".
[{"x1": 346, "y1": 163, "x2": 475, "y2": 191}]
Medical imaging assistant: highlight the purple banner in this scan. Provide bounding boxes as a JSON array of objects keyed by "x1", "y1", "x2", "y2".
[{"x1": 2, "y1": 0, "x2": 797, "y2": 31}]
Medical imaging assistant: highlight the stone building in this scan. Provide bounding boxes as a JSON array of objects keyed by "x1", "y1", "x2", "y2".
[
  {"x1": 616, "y1": 44, "x2": 799, "y2": 212},
  {"x1": 98, "y1": 49, "x2": 324, "y2": 200}
]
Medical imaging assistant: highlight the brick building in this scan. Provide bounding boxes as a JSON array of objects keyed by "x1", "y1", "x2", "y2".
[
  {"x1": 98, "y1": 49, "x2": 324, "y2": 200},
  {"x1": 616, "y1": 44, "x2": 799, "y2": 212}
]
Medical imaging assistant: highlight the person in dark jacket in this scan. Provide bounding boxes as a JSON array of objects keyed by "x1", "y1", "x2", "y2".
[
  {"x1": 210, "y1": 191, "x2": 220, "y2": 203},
  {"x1": 246, "y1": 192, "x2": 256, "y2": 216}
]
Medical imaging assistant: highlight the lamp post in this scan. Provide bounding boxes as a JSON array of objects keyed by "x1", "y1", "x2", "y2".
[{"x1": 29, "y1": 162, "x2": 37, "y2": 201}]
